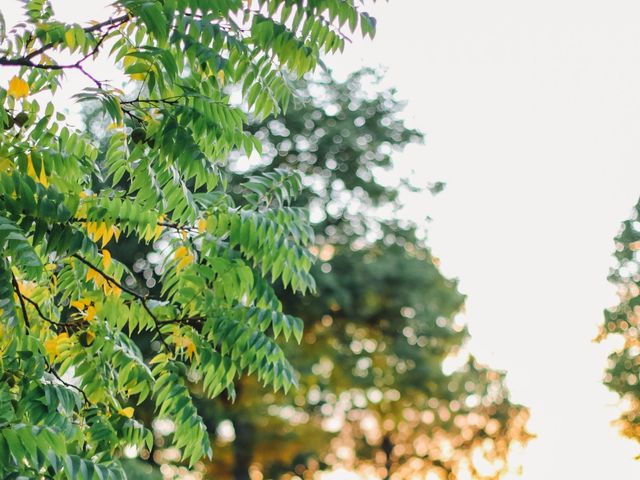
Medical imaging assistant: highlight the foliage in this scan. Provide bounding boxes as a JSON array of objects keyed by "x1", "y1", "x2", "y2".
[
  {"x1": 142, "y1": 70, "x2": 532, "y2": 479},
  {"x1": 0, "y1": 1, "x2": 374, "y2": 478},
  {"x1": 600, "y1": 197, "x2": 640, "y2": 443}
]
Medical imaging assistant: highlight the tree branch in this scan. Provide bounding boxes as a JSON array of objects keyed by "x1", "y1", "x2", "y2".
[
  {"x1": 71, "y1": 254, "x2": 171, "y2": 351},
  {"x1": 23, "y1": 14, "x2": 130, "y2": 61},
  {"x1": 20, "y1": 293, "x2": 65, "y2": 328},
  {"x1": 45, "y1": 359, "x2": 91, "y2": 406},
  {"x1": 157, "y1": 315, "x2": 205, "y2": 326},
  {"x1": 11, "y1": 274, "x2": 30, "y2": 330},
  {"x1": 0, "y1": 14, "x2": 130, "y2": 88}
]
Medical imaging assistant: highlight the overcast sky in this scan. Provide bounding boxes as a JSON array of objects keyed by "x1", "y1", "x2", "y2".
[
  {"x1": 4, "y1": 1, "x2": 640, "y2": 478},
  {"x1": 327, "y1": 1, "x2": 640, "y2": 478}
]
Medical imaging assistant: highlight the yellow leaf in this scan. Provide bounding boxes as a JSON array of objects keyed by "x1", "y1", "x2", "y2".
[
  {"x1": 119, "y1": 407, "x2": 135, "y2": 418},
  {"x1": 85, "y1": 268, "x2": 98, "y2": 283},
  {"x1": 44, "y1": 333, "x2": 69, "y2": 362},
  {"x1": 197, "y1": 218, "x2": 207, "y2": 234},
  {"x1": 123, "y1": 54, "x2": 135, "y2": 68},
  {"x1": 217, "y1": 70, "x2": 225, "y2": 85},
  {"x1": 176, "y1": 254, "x2": 194, "y2": 273},
  {"x1": 39, "y1": 167, "x2": 48, "y2": 187},
  {"x1": 26, "y1": 155, "x2": 48, "y2": 187},
  {"x1": 150, "y1": 353, "x2": 170, "y2": 364},
  {"x1": 86, "y1": 305, "x2": 96, "y2": 321},
  {"x1": 18, "y1": 281, "x2": 36, "y2": 296},
  {"x1": 64, "y1": 29, "x2": 75, "y2": 49},
  {"x1": 95, "y1": 222, "x2": 107, "y2": 245},
  {"x1": 27, "y1": 154, "x2": 37, "y2": 178},
  {"x1": 186, "y1": 341, "x2": 196, "y2": 360},
  {"x1": 173, "y1": 329, "x2": 197, "y2": 360},
  {"x1": 8, "y1": 76, "x2": 29, "y2": 99},
  {"x1": 87, "y1": 389, "x2": 104, "y2": 404},
  {"x1": 153, "y1": 224, "x2": 164, "y2": 240},
  {"x1": 71, "y1": 300, "x2": 87, "y2": 310},
  {"x1": 101, "y1": 223, "x2": 113, "y2": 246},
  {"x1": 0, "y1": 158, "x2": 13, "y2": 172},
  {"x1": 85, "y1": 330, "x2": 95, "y2": 346},
  {"x1": 174, "y1": 246, "x2": 189, "y2": 259},
  {"x1": 102, "y1": 249, "x2": 112, "y2": 269}
]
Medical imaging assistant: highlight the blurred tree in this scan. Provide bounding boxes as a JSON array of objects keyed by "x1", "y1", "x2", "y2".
[
  {"x1": 193, "y1": 70, "x2": 532, "y2": 480},
  {"x1": 599, "y1": 198, "x2": 640, "y2": 443}
]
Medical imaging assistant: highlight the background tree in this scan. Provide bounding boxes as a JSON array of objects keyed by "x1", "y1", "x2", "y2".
[
  {"x1": 0, "y1": 1, "x2": 373, "y2": 478},
  {"x1": 599, "y1": 198, "x2": 640, "y2": 443},
  {"x1": 140, "y1": 70, "x2": 530, "y2": 479}
]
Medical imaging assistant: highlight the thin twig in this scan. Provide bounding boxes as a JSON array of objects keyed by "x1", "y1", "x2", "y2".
[
  {"x1": 157, "y1": 315, "x2": 205, "y2": 326},
  {"x1": 45, "y1": 360, "x2": 91, "y2": 406},
  {"x1": 20, "y1": 293, "x2": 64, "y2": 327},
  {"x1": 121, "y1": 96, "x2": 184, "y2": 106},
  {"x1": 71, "y1": 216, "x2": 196, "y2": 233},
  {"x1": 0, "y1": 14, "x2": 130, "y2": 87},
  {"x1": 71, "y1": 254, "x2": 171, "y2": 351},
  {"x1": 22, "y1": 14, "x2": 130, "y2": 61},
  {"x1": 11, "y1": 274, "x2": 30, "y2": 329}
]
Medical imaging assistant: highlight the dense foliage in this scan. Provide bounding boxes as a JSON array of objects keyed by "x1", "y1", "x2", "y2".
[
  {"x1": 0, "y1": 1, "x2": 374, "y2": 478},
  {"x1": 138, "y1": 71, "x2": 531, "y2": 480},
  {"x1": 600, "y1": 198, "x2": 640, "y2": 443}
]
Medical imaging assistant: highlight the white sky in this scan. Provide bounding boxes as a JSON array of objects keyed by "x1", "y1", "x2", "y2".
[
  {"x1": 3, "y1": 0, "x2": 640, "y2": 478},
  {"x1": 328, "y1": 1, "x2": 640, "y2": 478}
]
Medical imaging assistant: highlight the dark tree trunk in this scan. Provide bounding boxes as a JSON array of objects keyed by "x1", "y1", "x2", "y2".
[
  {"x1": 381, "y1": 434, "x2": 393, "y2": 480},
  {"x1": 232, "y1": 416, "x2": 256, "y2": 480}
]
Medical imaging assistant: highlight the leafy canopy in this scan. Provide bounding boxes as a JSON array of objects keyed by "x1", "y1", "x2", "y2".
[{"x1": 0, "y1": 1, "x2": 374, "y2": 478}]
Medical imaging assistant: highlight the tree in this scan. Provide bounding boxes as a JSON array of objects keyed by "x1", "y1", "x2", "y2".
[
  {"x1": 0, "y1": 1, "x2": 375, "y2": 478},
  {"x1": 149, "y1": 70, "x2": 530, "y2": 479},
  {"x1": 599, "y1": 198, "x2": 640, "y2": 443}
]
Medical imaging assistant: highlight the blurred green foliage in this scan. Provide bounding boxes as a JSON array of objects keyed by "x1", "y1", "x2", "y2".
[
  {"x1": 601, "y1": 198, "x2": 640, "y2": 443},
  {"x1": 134, "y1": 70, "x2": 530, "y2": 480}
]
